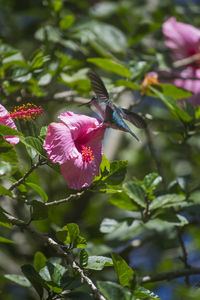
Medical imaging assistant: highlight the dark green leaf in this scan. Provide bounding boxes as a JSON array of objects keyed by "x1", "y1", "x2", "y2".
[
  {"x1": 29, "y1": 200, "x2": 48, "y2": 220},
  {"x1": 0, "y1": 207, "x2": 12, "y2": 228},
  {"x1": 20, "y1": 136, "x2": 46, "y2": 158},
  {"x1": 80, "y1": 249, "x2": 88, "y2": 268},
  {"x1": 97, "y1": 281, "x2": 132, "y2": 300},
  {"x1": 123, "y1": 182, "x2": 146, "y2": 208},
  {"x1": 111, "y1": 253, "x2": 134, "y2": 288},
  {"x1": 21, "y1": 264, "x2": 47, "y2": 298},
  {"x1": 109, "y1": 191, "x2": 139, "y2": 210},
  {"x1": 26, "y1": 182, "x2": 48, "y2": 202},
  {"x1": 151, "y1": 86, "x2": 192, "y2": 122},
  {"x1": 0, "y1": 184, "x2": 13, "y2": 197},
  {"x1": 0, "y1": 124, "x2": 23, "y2": 137}
]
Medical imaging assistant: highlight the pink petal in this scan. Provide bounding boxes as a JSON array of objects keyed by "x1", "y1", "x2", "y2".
[
  {"x1": 60, "y1": 156, "x2": 99, "y2": 190},
  {"x1": 60, "y1": 125, "x2": 105, "y2": 190},
  {"x1": 0, "y1": 104, "x2": 19, "y2": 145},
  {"x1": 162, "y1": 17, "x2": 200, "y2": 60},
  {"x1": 43, "y1": 122, "x2": 79, "y2": 164},
  {"x1": 58, "y1": 111, "x2": 102, "y2": 140}
]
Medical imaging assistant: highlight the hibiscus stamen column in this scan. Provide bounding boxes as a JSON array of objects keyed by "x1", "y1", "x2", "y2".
[{"x1": 81, "y1": 146, "x2": 94, "y2": 164}]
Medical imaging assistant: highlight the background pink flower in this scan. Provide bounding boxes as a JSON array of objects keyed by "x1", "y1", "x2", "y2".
[
  {"x1": 162, "y1": 17, "x2": 200, "y2": 106},
  {"x1": 0, "y1": 104, "x2": 20, "y2": 145},
  {"x1": 43, "y1": 111, "x2": 105, "y2": 190}
]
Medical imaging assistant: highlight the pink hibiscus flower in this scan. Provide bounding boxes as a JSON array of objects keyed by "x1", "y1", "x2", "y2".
[
  {"x1": 43, "y1": 111, "x2": 105, "y2": 190},
  {"x1": 162, "y1": 17, "x2": 200, "y2": 106},
  {"x1": 0, "y1": 104, "x2": 20, "y2": 145}
]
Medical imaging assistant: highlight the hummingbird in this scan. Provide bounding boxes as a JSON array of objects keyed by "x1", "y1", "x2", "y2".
[{"x1": 84, "y1": 70, "x2": 147, "y2": 141}]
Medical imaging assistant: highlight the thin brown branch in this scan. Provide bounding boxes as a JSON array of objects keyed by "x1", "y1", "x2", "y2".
[
  {"x1": 140, "y1": 268, "x2": 200, "y2": 284},
  {"x1": 173, "y1": 53, "x2": 200, "y2": 68},
  {"x1": 45, "y1": 190, "x2": 86, "y2": 207},
  {"x1": 6, "y1": 214, "x2": 106, "y2": 300},
  {"x1": 177, "y1": 228, "x2": 191, "y2": 285},
  {"x1": 9, "y1": 159, "x2": 45, "y2": 191},
  {"x1": 145, "y1": 126, "x2": 167, "y2": 188}
]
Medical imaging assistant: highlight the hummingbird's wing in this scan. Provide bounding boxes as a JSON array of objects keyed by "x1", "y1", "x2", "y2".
[
  {"x1": 87, "y1": 70, "x2": 115, "y2": 109},
  {"x1": 120, "y1": 108, "x2": 147, "y2": 129}
]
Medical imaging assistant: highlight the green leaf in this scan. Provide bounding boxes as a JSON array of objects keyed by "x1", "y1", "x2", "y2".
[
  {"x1": 104, "y1": 160, "x2": 127, "y2": 185},
  {"x1": 40, "y1": 126, "x2": 48, "y2": 137},
  {"x1": 38, "y1": 73, "x2": 52, "y2": 86},
  {"x1": 4, "y1": 274, "x2": 31, "y2": 287},
  {"x1": 142, "y1": 173, "x2": 162, "y2": 192},
  {"x1": 20, "y1": 136, "x2": 46, "y2": 158},
  {"x1": 56, "y1": 223, "x2": 87, "y2": 248},
  {"x1": 133, "y1": 286, "x2": 161, "y2": 299},
  {"x1": 21, "y1": 264, "x2": 47, "y2": 298},
  {"x1": 0, "y1": 147, "x2": 18, "y2": 163},
  {"x1": 0, "y1": 124, "x2": 23, "y2": 137},
  {"x1": 52, "y1": 0, "x2": 63, "y2": 12},
  {"x1": 100, "y1": 218, "x2": 118, "y2": 233},
  {"x1": 129, "y1": 60, "x2": 151, "y2": 80},
  {"x1": 0, "y1": 207, "x2": 12, "y2": 228},
  {"x1": 151, "y1": 86, "x2": 192, "y2": 122},
  {"x1": 34, "y1": 252, "x2": 47, "y2": 273},
  {"x1": 0, "y1": 236, "x2": 15, "y2": 244},
  {"x1": 111, "y1": 253, "x2": 134, "y2": 288},
  {"x1": 80, "y1": 249, "x2": 88, "y2": 268},
  {"x1": 150, "y1": 194, "x2": 185, "y2": 210},
  {"x1": 29, "y1": 200, "x2": 48, "y2": 220},
  {"x1": 86, "y1": 256, "x2": 113, "y2": 270},
  {"x1": 115, "y1": 79, "x2": 140, "y2": 90},
  {"x1": 30, "y1": 50, "x2": 49, "y2": 69},
  {"x1": 159, "y1": 83, "x2": 192, "y2": 100},
  {"x1": 0, "y1": 184, "x2": 13, "y2": 197},
  {"x1": 26, "y1": 182, "x2": 48, "y2": 202},
  {"x1": 109, "y1": 191, "x2": 139, "y2": 210},
  {"x1": 123, "y1": 182, "x2": 146, "y2": 208},
  {"x1": 87, "y1": 58, "x2": 132, "y2": 78},
  {"x1": 60, "y1": 14, "x2": 75, "y2": 30},
  {"x1": 97, "y1": 281, "x2": 132, "y2": 300}
]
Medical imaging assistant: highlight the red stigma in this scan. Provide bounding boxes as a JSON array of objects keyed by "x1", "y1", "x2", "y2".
[
  {"x1": 8, "y1": 103, "x2": 43, "y2": 121},
  {"x1": 81, "y1": 146, "x2": 94, "y2": 163}
]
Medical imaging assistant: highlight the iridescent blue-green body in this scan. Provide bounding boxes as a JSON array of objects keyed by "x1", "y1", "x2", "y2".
[{"x1": 86, "y1": 70, "x2": 147, "y2": 141}]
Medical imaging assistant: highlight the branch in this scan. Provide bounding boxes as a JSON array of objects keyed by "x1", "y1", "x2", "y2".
[
  {"x1": 144, "y1": 126, "x2": 167, "y2": 188},
  {"x1": 45, "y1": 190, "x2": 86, "y2": 207},
  {"x1": 140, "y1": 268, "x2": 200, "y2": 284},
  {"x1": 6, "y1": 214, "x2": 106, "y2": 300},
  {"x1": 177, "y1": 228, "x2": 191, "y2": 285},
  {"x1": 173, "y1": 53, "x2": 200, "y2": 68},
  {"x1": 9, "y1": 159, "x2": 45, "y2": 191}
]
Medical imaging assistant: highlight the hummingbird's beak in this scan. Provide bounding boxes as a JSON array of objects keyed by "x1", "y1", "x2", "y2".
[{"x1": 78, "y1": 96, "x2": 97, "y2": 107}]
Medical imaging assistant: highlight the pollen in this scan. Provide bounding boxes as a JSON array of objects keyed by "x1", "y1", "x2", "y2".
[
  {"x1": 81, "y1": 145, "x2": 94, "y2": 163},
  {"x1": 9, "y1": 103, "x2": 43, "y2": 121}
]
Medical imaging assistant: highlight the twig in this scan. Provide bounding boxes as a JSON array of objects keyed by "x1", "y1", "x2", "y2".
[
  {"x1": 6, "y1": 214, "x2": 106, "y2": 300},
  {"x1": 173, "y1": 53, "x2": 200, "y2": 68},
  {"x1": 177, "y1": 228, "x2": 191, "y2": 285},
  {"x1": 140, "y1": 267, "x2": 200, "y2": 284},
  {"x1": 9, "y1": 159, "x2": 45, "y2": 191},
  {"x1": 144, "y1": 126, "x2": 167, "y2": 188},
  {"x1": 45, "y1": 191, "x2": 86, "y2": 207}
]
